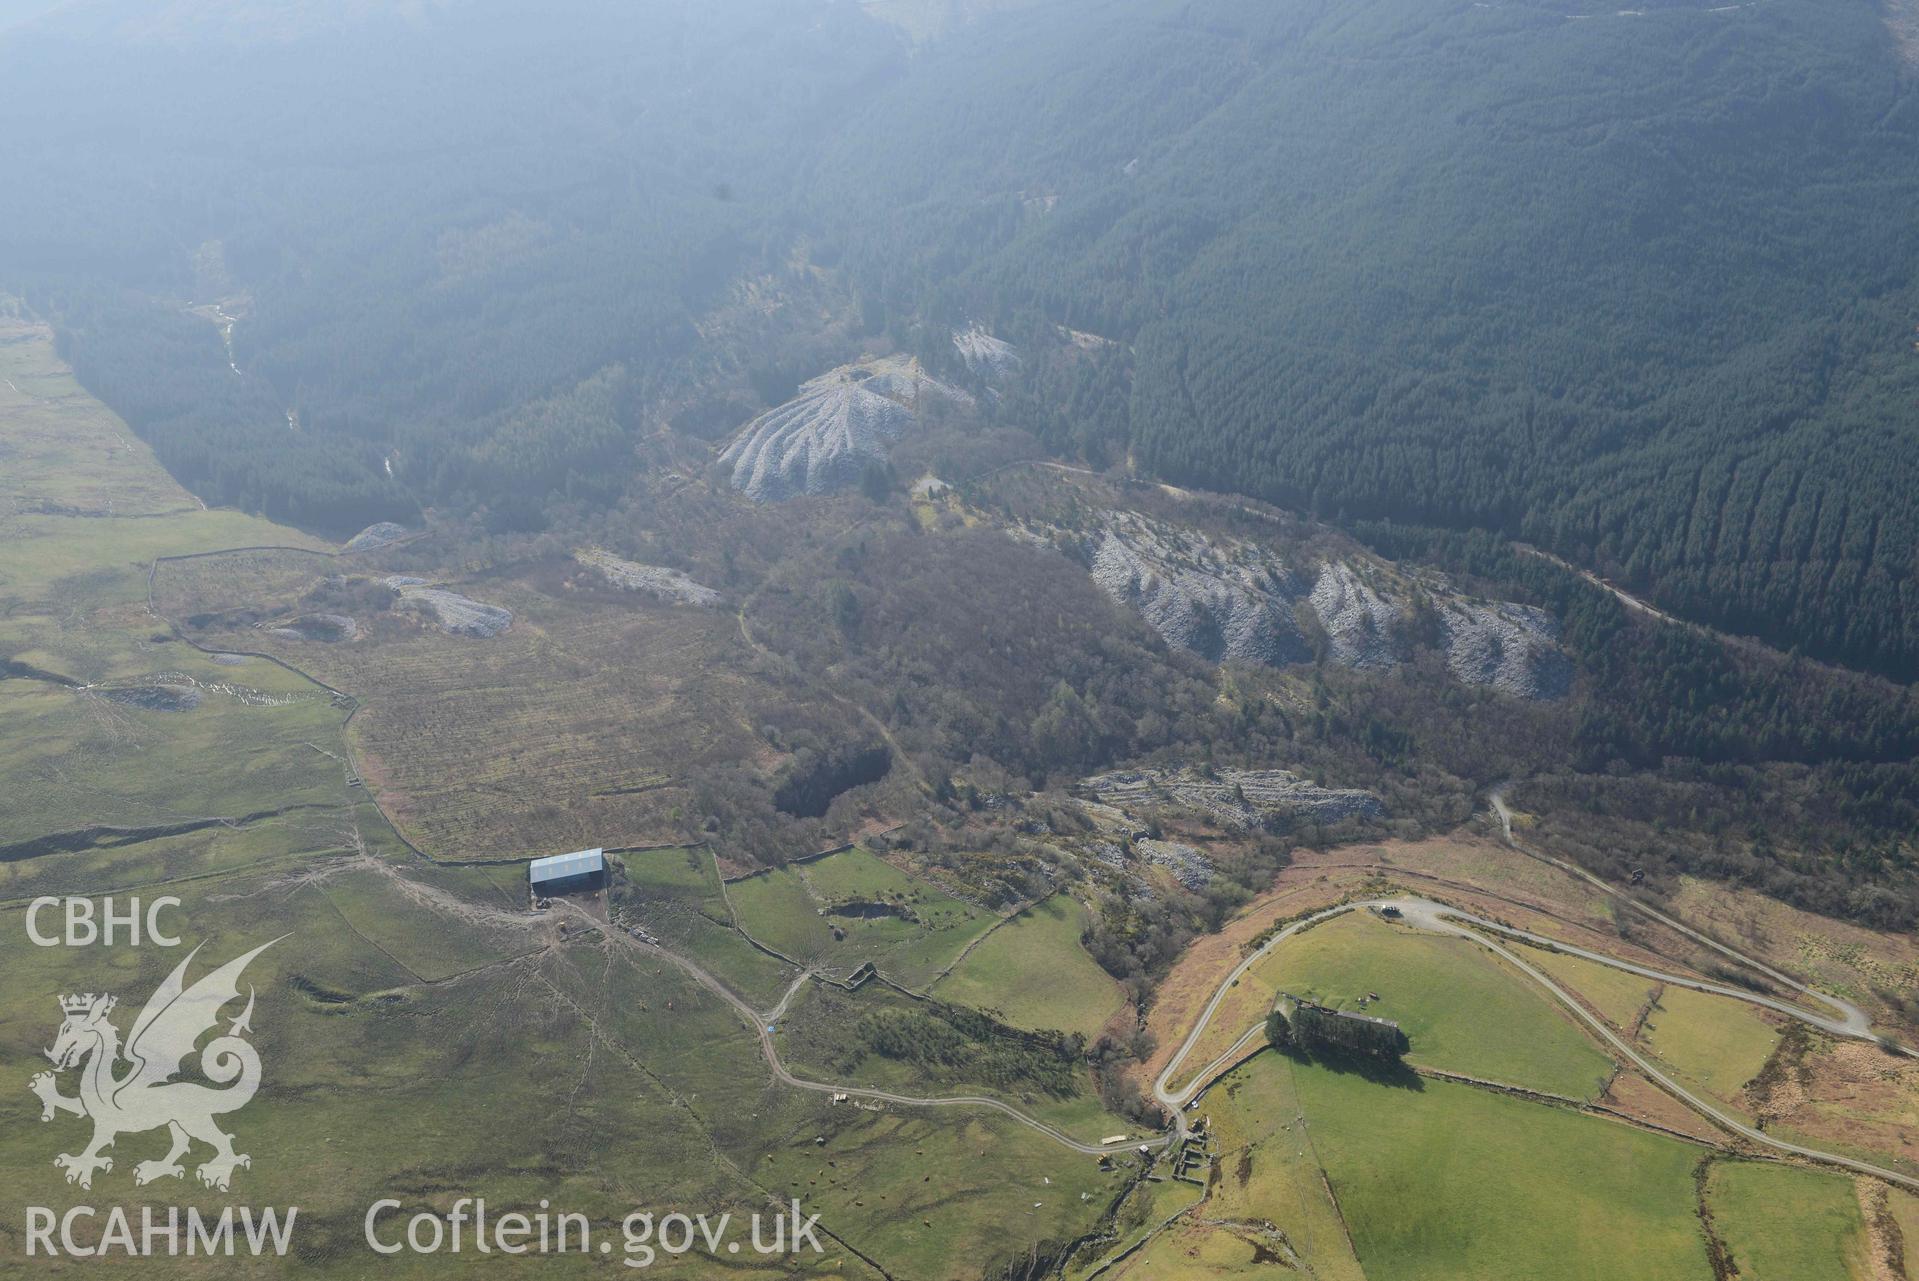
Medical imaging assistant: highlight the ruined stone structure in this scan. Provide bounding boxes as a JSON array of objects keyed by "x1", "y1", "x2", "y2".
[{"x1": 1274, "y1": 993, "x2": 1409, "y2": 1060}]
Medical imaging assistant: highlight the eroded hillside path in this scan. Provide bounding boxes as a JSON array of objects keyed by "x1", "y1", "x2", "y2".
[{"x1": 566, "y1": 900, "x2": 1168, "y2": 1157}]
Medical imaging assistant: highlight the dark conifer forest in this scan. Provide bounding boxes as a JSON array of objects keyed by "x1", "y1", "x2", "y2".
[
  {"x1": 6, "y1": 0, "x2": 1914, "y2": 677},
  {"x1": 807, "y1": 0, "x2": 1919, "y2": 680}
]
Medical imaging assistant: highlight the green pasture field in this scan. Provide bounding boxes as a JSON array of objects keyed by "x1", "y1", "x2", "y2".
[
  {"x1": 0, "y1": 330, "x2": 352, "y2": 875},
  {"x1": 0, "y1": 318, "x2": 344, "y2": 857},
  {"x1": 794, "y1": 848, "x2": 993, "y2": 987},
  {"x1": 1523, "y1": 944, "x2": 1661, "y2": 1030},
  {"x1": 1638, "y1": 983, "x2": 1782, "y2": 1115},
  {"x1": 729, "y1": 866, "x2": 838, "y2": 958},
  {"x1": 731, "y1": 850, "x2": 994, "y2": 988},
  {"x1": 1704, "y1": 1161, "x2": 1871, "y2": 1281},
  {"x1": 796, "y1": 847, "x2": 925, "y2": 905},
  {"x1": 762, "y1": 1105, "x2": 1125, "y2": 1281},
  {"x1": 1296, "y1": 1062, "x2": 1709, "y2": 1281},
  {"x1": 931, "y1": 894, "x2": 1124, "y2": 1040},
  {"x1": 1099, "y1": 1054, "x2": 1365, "y2": 1281},
  {"x1": 1892, "y1": 1188, "x2": 1919, "y2": 1268},
  {"x1": 305, "y1": 861, "x2": 542, "y2": 985},
  {"x1": 0, "y1": 811, "x2": 357, "y2": 909},
  {"x1": 0, "y1": 663, "x2": 351, "y2": 851},
  {"x1": 624, "y1": 845, "x2": 729, "y2": 903},
  {"x1": 0, "y1": 312, "x2": 204, "y2": 518},
  {"x1": 1253, "y1": 913, "x2": 1616, "y2": 1100}
]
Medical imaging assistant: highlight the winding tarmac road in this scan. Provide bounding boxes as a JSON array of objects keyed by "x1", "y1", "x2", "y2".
[
  {"x1": 565, "y1": 781, "x2": 1915, "y2": 1188},
  {"x1": 1488, "y1": 785, "x2": 1887, "y2": 1041},
  {"x1": 1152, "y1": 903, "x2": 1362, "y2": 1119},
  {"x1": 1151, "y1": 892, "x2": 1919, "y2": 1192},
  {"x1": 1397, "y1": 896, "x2": 1919, "y2": 1192}
]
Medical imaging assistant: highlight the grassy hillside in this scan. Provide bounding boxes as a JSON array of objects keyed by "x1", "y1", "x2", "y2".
[
  {"x1": 0, "y1": 315, "x2": 1123, "y2": 1278},
  {"x1": 1298, "y1": 1063, "x2": 1711, "y2": 1281},
  {"x1": 0, "y1": 314, "x2": 345, "y2": 853},
  {"x1": 730, "y1": 848, "x2": 996, "y2": 987},
  {"x1": 1638, "y1": 984, "x2": 1783, "y2": 1117},
  {"x1": 933, "y1": 894, "x2": 1125, "y2": 1040},
  {"x1": 1251, "y1": 913, "x2": 1616, "y2": 1101},
  {"x1": 1705, "y1": 1161, "x2": 1873, "y2": 1281},
  {"x1": 1114, "y1": 1054, "x2": 1716, "y2": 1281}
]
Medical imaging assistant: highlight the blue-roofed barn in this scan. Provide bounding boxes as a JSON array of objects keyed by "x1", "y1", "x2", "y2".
[{"x1": 528, "y1": 847, "x2": 606, "y2": 896}]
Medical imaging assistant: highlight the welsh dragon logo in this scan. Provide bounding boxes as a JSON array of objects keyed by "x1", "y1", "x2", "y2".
[{"x1": 29, "y1": 938, "x2": 281, "y2": 1191}]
